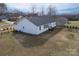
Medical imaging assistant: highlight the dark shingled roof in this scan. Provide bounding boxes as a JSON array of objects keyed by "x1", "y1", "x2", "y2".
[
  {"x1": 26, "y1": 16, "x2": 55, "y2": 26},
  {"x1": 0, "y1": 16, "x2": 8, "y2": 19}
]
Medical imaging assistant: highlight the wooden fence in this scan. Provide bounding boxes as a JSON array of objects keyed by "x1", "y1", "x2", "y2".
[{"x1": 0, "y1": 27, "x2": 15, "y2": 34}]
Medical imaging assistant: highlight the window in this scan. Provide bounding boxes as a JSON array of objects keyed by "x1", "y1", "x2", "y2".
[
  {"x1": 23, "y1": 26, "x2": 24, "y2": 29},
  {"x1": 44, "y1": 24, "x2": 49, "y2": 29},
  {"x1": 39, "y1": 26, "x2": 41, "y2": 30},
  {"x1": 48, "y1": 23, "x2": 51, "y2": 25}
]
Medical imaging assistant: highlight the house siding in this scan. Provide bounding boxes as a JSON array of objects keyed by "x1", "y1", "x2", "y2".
[
  {"x1": 37, "y1": 22, "x2": 56, "y2": 34},
  {"x1": 55, "y1": 17, "x2": 68, "y2": 27},
  {"x1": 14, "y1": 18, "x2": 56, "y2": 35},
  {"x1": 14, "y1": 18, "x2": 38, "y2": 35}
]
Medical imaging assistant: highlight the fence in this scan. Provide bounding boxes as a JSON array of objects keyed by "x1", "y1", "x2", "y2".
[
  {"x1": 0, "y1": 27, "x2": 15, "y2": 34},
  {"x1": 63, "y1": 25, "x2": 79, "y2": 29}
]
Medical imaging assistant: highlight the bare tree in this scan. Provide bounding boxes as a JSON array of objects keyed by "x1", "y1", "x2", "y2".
[
  {"x1": 0, "y1": 3, "x2": 7, "y2": 15},
  {"x1": 47, "y1": 5, "x2": 57, "y2": 21},
  {"x1": 47, "y1": 5, "x2": 52, "y2": 16},
  {"x1": 47, "y1": 5, "x2": 56, "y2": 16},
  {"x1": 41, "y1": 6, "x2": 44, "y2": 16},
  {"x1": 31, "y1": 5, "x2": 36, "y2": 15}
]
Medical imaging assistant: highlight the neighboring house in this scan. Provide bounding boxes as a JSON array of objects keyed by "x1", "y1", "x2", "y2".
[
  {"x1": 55, "y1": 17, "x2": 68, "y2": 27},
  {"x1": 6, "y1": 12, "x2": 21, "y2": 21},
  {"x1": 14, "y1": 16, "x2": 56, "y2": 35},
  {"x1": 2, "y1": 20, "x2": 14, "y2": 24},
  {"x1": 0, "y1": 16, "x2": 8, "y2": 21}
]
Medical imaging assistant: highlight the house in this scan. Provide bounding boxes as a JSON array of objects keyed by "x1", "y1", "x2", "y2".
[
  {"x1": 55, "y1": 17, "x2": 68, "y2": 27},
  {"x1": 0, "y1": 16, "x2": 8, "y2": 21},
  {"x1": 14, "y1": 16, "x2": 56, "y2": 35},
  {"x1": 6, "y1": 12, "x2": 22, "y2": 21}
]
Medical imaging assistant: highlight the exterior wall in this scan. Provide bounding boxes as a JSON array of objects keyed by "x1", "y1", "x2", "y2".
[
  {"x1": 55, "y1": 17, "x2": 68, "y2": 27},
  {"x1": 51, "y1": 22, "x2": 56, "y2": 27},
  {"x1": 14, "y1": 18, "x2": 38, "y2": 35},
  {"x1": 37, "y1": 22, "x2": 56, "y2": 34},
  {"x1": 14, "y1": 18, "x2": 56, "y2": 35}
]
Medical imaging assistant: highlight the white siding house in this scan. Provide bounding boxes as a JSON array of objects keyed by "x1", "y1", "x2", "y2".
[
  {"x1": 55, "y1": 17, "x2": 68, "y2": 27},
  {"x1": 14, "y1": 16, "x2": 56, "y2": 35}
]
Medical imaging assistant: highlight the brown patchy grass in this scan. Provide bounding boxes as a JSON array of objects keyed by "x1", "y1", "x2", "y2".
[
  {"x1": 0, "y1": 28, "x2": 79, "y2": 55},
  {"x1": 65, "y1": 21, "x2": 79, "y2": 27}
]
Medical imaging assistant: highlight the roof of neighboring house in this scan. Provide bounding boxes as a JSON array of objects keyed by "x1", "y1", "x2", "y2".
[
  {"x1": 17, "y1": 16, "x2": 55, "y2": 26},
  {"x1": 0, "y1": 16, "x2": 8, "y2": 19},
  {"x1": 55, "y1": 17, "x2": 68, "y2": 20}
]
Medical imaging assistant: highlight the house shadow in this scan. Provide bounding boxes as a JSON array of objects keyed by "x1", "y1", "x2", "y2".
[{"x1": 12, "y1": 27, "x2": 63, "y2": 48}]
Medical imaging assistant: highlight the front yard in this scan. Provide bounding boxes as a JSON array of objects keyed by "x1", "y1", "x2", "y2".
[{"x1": 0, "y1": 28, "x2": 79, "y2": 55}]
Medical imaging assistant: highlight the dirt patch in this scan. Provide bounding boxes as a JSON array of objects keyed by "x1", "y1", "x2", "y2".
[
  {"x1": 1, "y1": 28, "x2": 79, "y2": 55},
  {"x1": 13, "y1": 28, "x2": 63, "y2": 48}
]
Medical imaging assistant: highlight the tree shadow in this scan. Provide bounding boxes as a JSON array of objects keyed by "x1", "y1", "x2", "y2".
[
  {"x1": 22, "y1": 36, "x2": 49, "y2": 48},
  {"x1": 12, "y1": 28, "x2": 63, "y2": 48}
]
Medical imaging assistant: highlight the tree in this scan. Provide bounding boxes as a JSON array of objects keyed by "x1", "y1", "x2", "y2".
[
  {"x1": 47, "y1": 5, "x2": 57, "y2": 21},
  {"x1": 31, "y1": 5, "x2": 36, "y2": 15},
  {"x1": 0, "y1": 3, "x2": 7, "y2": 15},
  {"x1": 41, "y1": 6, "x2": 44, "y2": 16},
  {"x1": 47, "y1": 5, "x2": 56, "y2": 16}
]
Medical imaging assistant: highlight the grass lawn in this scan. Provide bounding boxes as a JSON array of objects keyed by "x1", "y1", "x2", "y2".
[
  {"x1": 0, "y1": 22, "x2": 14, "y2": 30},
  {"x1": 65, "y1": 21, "x2": 79, "y2": 27},
  {"x1": 0, "y1": 28, "x2": 79, "y2": 55},
  {"x1": 0, "y1": 22, "x2": 9, "y2": 25}
]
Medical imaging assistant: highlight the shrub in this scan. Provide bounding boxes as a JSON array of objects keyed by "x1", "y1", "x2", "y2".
[
  {"x1": 75, "y1": 26, "x2": 78, "y2": 29},
  {"x1": 66, "y1": 33, "x2": 75, "y2": 40}
]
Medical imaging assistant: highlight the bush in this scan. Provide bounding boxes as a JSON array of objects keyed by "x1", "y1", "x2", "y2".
[
  {"x1": 67, "y1": 26, "x2": 69, "y2": 28},
  {"x1": 72, "y1": 26, "x2": 75, "y2": 29},
  {"x1": 75, "y1": 26, "x2": 78, "y2": 29},
  {"x1": 66, "y1": 33, "x2": 75, "y2": 40},
  {"x1": 70, "y1": 26, "x2": 72, "y2": 29}
]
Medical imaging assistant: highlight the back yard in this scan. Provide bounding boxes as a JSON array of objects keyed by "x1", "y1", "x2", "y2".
[
  {"x1": 0, "y1": 28, "x2": 79, "y2": 56},
  {"x1": 65, "y1": 21, "x2": 79, "y2": 27}
]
